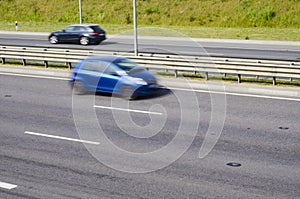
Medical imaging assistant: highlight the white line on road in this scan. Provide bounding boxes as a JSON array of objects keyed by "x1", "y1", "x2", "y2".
[
  {"x1": 94, "y1": 105, "x2": 163, "y2": 115},
  {"x1": 0, "y1": 181, "x2": 17, "y2": 190},
  {"x1": 169, "y1": 87, "x2": 300, "y2": 102},
  {"x1": 24, "y1": 131, "x2": 100, "y2": 145},
  {"x1": 0, "y1": 72, "x2": 69, "y2": 80}
]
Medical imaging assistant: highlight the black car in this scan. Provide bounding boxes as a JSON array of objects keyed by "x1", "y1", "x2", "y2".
[{"x1": 48, "y1": 24, "x2": 106, "y2": 45}]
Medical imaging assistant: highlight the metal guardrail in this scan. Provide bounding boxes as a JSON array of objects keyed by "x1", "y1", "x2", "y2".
[{"x1": 1, "y1": 45, "x2": 300, "y2": 85}]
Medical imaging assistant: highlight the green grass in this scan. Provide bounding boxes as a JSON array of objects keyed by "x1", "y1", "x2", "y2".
[
  {"x1": 0, "y1": 0, "x2": 299, "y2": 41},
  {"x1": 0, "y1": 21, "x2": 299, "y2": 41},
  {"x1": 1, "y1": 0, "x2": 299, "y2": 27},
  {"x1": 0, "y1": 60, "x2": 69, "y2": 69}
]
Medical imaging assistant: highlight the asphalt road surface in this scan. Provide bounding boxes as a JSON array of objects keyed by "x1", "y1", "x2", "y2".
[
  {"x1": 0, "y1": 73, "x2": 299, "y2": 198},
  {"x1": 0, "y1": 32, "x2": 300, "y2": 61}
]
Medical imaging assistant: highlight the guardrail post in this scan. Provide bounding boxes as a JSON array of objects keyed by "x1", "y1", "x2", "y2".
[
  {"x1": 205, "y1": 72, "x2": 209, "y2": 80},
  {"x1": 237, "y1": 74, "x2": 241, "y2": 83},
  {"x1": 273, "y1": 77, "x2": 276, "y2": 86},
  {"x1": 22, "y1": 59, "x2": 26, "y2": 66},
  {"x1": 15, "y1": 21, "x2": 18, "y2": 31},
  {"x1": 66, "y1": 62, "x2": 72, "y2": 69},
  {"x1": 1, "y1": 58, "x2": 5, "y2": 64},
  {"x1": 44, "y1": 61, "x2": 48, "y2": 68},
  {"x1": 174, "y1": 70, "x2": 178, "y2": 78}
]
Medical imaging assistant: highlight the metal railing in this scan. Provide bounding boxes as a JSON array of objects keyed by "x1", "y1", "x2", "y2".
[{"x1": 1, "y1": 45, "x2": 300, "y2": 85}]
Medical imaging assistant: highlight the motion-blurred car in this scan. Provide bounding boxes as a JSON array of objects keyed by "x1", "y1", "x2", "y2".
[
  {"x1": 48, "y1": 24, "x2": 106, "y2": 45},
  {"x1": 70, "y1": 56, "x2": 160, "y2": 99}
]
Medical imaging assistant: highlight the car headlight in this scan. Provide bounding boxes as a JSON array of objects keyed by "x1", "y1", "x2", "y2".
[
  {"x1": 134, "y1": 78, "x2": 147, "y2": 85},
  {"x1": 126, "y1": 76, "x2": 148, "y2": 85}
]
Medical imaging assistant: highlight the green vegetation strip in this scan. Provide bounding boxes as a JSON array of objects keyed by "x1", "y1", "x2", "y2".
[
  {"x1": 0, "y1": 0, "x2": 299, "y2": 41},
  {"x1": 0, "y1": 22, "x2": 299, "y2": 41}
]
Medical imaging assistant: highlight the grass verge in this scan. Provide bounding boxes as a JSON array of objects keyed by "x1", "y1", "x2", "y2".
[
  {"x1": 0, "y1": 60, "x2": 69, "y2": 70},
  {"x1": 0, "y1": 22, "x2": 299, "y2": 41}
]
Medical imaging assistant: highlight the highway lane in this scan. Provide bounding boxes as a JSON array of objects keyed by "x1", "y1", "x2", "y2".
[
  {"x1": 0, "y1": 32, "x2": 299, "y2": 61},
  {"x1": 0, "y1": 74, "x2": 300, "y2": 198}
]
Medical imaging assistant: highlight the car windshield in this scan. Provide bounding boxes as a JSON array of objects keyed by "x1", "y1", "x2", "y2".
[{"x1": 113, "y1": 59, "x2": 144, "y2": 73}]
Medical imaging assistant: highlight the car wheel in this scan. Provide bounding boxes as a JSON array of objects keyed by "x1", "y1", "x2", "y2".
[
  {"x1": 73, "y1": 81, "x2": 86, "y2": 95},
  {"x1": 49, "y1": 35, "x2": 58, "y2": 44},
  {"x1": 80, "y1": 36, "x2": 89, "y2": 45},
  {"x1": 121, "y1": 86, "x2": 135, "y2": 100}
]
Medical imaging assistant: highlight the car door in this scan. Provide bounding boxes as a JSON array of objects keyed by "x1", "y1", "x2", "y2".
[
  {"x1": 59, "y1": 26, "x2": 76, "y2": 42},
  {"x1": 67, "y1": 26, "x2": 82, "y2": 42},
  {"x1": 95, "y1": 61, "x2": 120, "y2": 92},
  {"x1": 71, "y1": 26, "x2": 85, "y2": 42},
  {"x1": 78, "y1": 60, "x2": 120, "y2": 92},
  {"x1": 76, "y1": 61, "x2": 99, "y2": 90}
]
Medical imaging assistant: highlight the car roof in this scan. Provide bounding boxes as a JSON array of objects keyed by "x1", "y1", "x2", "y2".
[{"x1": 69, "y1": 24, "x2": 99, "y2": 27}]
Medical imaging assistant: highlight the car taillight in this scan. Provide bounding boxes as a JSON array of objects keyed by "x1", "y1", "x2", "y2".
[{"x1": 90, "y1": 32, "x2": 98, "y2": 36}]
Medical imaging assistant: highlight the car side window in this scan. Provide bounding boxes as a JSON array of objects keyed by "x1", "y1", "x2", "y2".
[
  {"x1": 80, "y1": 27, "x2": 88, "y2": 32},
  {"x1": 73, "y1": 26, "x2": 81, "y2": 32},
  {"x1": 73, "y1": 26, "x2": 86, "y2": 32},
  {"x1": 98, "y1": 62, "x2": 116, "y2": 74},
  {"x1": 81, "y1": 61, "x2": 116, "y2": 74},
  {"x1": 80, "y1": 61, "x2": 93, "y2": 71},
  {"x1": 85, "y1": 27, "x2": 94, "y2": 32},
  {"x1": 64, "y1": 26, "x2": 75, "y2": 32}
]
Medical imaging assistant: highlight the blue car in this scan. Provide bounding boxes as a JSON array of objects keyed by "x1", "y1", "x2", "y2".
[{"x1": 71, "y1": 56, "x2": 160, "y2": 99}]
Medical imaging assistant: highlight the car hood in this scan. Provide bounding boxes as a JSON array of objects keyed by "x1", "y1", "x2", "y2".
[
  {"x1": 128, "y1": 69, "x2": 157, "y2": 84},
  {"x1": 51, "y1": 30, "x2": 63, "y2": 34}
]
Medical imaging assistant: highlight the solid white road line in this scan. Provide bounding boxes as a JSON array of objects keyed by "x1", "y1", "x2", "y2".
[
  {"x1": 0, "y1": 72, "x2": 69, "y2": 81},
  {"x1": 0, "y1": 181, "x2": 17, "y2": 190},
  {"x1": 94, "y1": 105, "x2": 163, "y2": 115},
  {"x1": 169, "y1": 87, "x2": 300, "y2": 102},
  {"x1": 24, "y1": 131, "x2": 100, "y2": 145}
]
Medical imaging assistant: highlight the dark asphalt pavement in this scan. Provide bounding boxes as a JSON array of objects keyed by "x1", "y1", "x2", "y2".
[
  {"x1": 0, "y1": 74, "x2": 300, "y2": 198},
  {"x1": 0, "y1": 32, "x2": 300, "y2": 61}
]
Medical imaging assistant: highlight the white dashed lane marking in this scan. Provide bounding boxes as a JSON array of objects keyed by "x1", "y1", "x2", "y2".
[
  {"x1": 0, "y1": 181, "x2": 18, "y2": 190},
  {"x1": 24, "y1": 131, "x2": 100, "y2": 145},
  {"x1": 94, "y1": 105, "x2": 163, "y2": 115}
]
